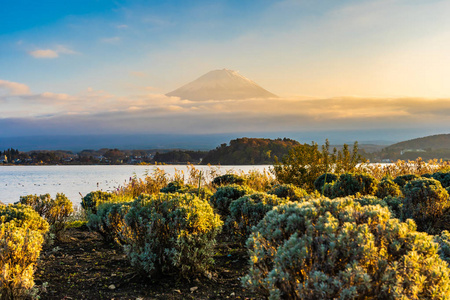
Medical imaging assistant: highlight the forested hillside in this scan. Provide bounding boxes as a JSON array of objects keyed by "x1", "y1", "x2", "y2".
[
  {"x1": 386, "y1": 134, "x2": 450, "y2": 150},
  {"x1": 200, "y1": 137, "x2": 299, "y2": 165},
  {"x1": 153, "y1": 150, "x2": 207, "y2": 163},
  {"x1": 375, "y1": 133, "x2": 450, "y2": 161}
]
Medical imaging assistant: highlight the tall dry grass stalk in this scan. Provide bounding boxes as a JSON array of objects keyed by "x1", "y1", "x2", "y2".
[
  {"x1": 113, "y1": 158, "x2": 448, "y2": 198},
  {"x1": 114, "y1": 164, "x2": 278, "y2": 197},
  {"x1": 115, "y1": 168, "x2": 169, "y2": 198},
  {"x1": 357, "y1": 158, "x2": 450, "y2": 180},
  {"x1": 240, "y1": 168, "x2": 276, "y2": 192}
]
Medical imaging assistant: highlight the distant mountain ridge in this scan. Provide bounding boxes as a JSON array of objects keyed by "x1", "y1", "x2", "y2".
[
  {"x1": 166, "y1": 69, "x2": 278, "y2": 101},
  {"x1": 385, "y1": 134, "x2": 450, "y2": 150}
]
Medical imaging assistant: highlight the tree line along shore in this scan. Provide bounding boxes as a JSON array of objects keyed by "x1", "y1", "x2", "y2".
[{"x1": 3, "y1": 134, "x2": 450, "y2": 166}]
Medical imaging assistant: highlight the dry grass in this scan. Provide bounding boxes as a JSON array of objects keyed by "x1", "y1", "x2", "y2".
[{"x1": 358, "y1": 158, "x2": 450, "y2": 180}]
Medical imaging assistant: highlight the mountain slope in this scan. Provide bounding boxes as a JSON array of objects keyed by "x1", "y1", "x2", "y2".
[
  {"x1": 385, "y1": 134, "x2": 450, "y2": 151},
  {"x1": 166, "y1": 69, "x2": 278, "y2": 101}
]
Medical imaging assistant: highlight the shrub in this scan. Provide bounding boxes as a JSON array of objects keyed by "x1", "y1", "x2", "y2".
[
  {"x1": 46, "y1": 193, "x2": 74, "y2": 237},
  {"x1": 435, "y1": 230, "x2": 450, "y2": 264},
  {"x1": 402, "y1": 178, "x2": 450, "y2": 234},
  {"x1": 393, "y1": 174, "x2": 420, "y2": 188},
  {"x1": 19, "y1": 193, "x2": 74, "y2": 238},
  {"x1": 328, "y1": 173, "x2": 378, "y2": 198},
  {"x1": 212, "y1": 174, "x2": 245, "y2": 187},
  {"x1": 185, "y1": 186, "x2": 213, "y2": 201},
  {"x1": 210, "y1": 184, "x2": 254, "y2": 217},
  {"x1": 17, "y1": 194, "x2": 51, "y2": 215},
  {"x1": 81, "y1": 191, "x2": 115, "y2": 214},
  {"x1": 0, "y1": 223, "x2": 45, "y2": 300},
  {"x1": 432, "y1": 171, "x2": 450, "y2": 188},
  {"x1": 243, "y1": 197, "x2": 450, "y2": 299},
  {"x1": 352, "y1": 195, "x2": 404, "y2": 219},
  {"x1": 121, "y1": 193, "x2": 222, "y2": 278},
  {"x1": 376, "y1": 177, "x2": 403, "y2": 199},
  {"x1": 273, "y1": 140, "x2": 363, "y2": 192},
  {"x1": 352, "y1": 195, "x2": 388, "y2": 207},
  {"x1": 160, "y1": 180, "x2": 191, "y2": 193},
  {"x1": 0, "y1": 204, "x2": 49, "y2": 234},
  {"x1": 88, "y1": 202, "x2": 131, "y2": 245},
  {"x1": 160, "y1": 180, "x2": 213, "y2": 200},
  {"x1": 382, "y1": 196, "x2": 404, "y2": 219},
  {"x1": 267, "y1": 184, "x2": 308, "y2": 201},
  {"x1": 226, "y1": 193, "x2": 288, "y2": 241},
  {"x1": 0, "y1": 205, "x2": 48, "y2": 299},
  {"x1": 314, "y1": 173, "x2": 338, "y2": 193}
]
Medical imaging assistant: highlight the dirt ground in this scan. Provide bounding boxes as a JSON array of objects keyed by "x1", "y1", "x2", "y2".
[{"x1": 35, "y1": 226, "x2": 264, "y2": 300}]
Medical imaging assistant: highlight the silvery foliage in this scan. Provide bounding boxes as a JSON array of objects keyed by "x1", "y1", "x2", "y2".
[{"x1": 243, "y1": 197, "x2": 450, "y2": 299}]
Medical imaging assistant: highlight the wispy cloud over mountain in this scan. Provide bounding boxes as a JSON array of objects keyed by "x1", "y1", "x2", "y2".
[{"x1": 1, "y1": 78, "x2": 449, "y2": 139}]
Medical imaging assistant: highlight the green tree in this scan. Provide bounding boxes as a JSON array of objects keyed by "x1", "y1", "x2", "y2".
[{"x1": 273, "y1": 140, "x2": 363, "y2": 191}]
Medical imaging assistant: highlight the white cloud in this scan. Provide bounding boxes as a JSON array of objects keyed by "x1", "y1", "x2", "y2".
[
  {"x1": 29, "y1": 49, "x2": 59, "y2": 58},
  {"x1": 28, "y1": 45, "x2": 78, "y2": 59},
  {"x1": 0, "y1": 80, "x2": 31, "y2": 95},
  {"x1": 3, "y1": 78, "x2": 450, "y2": 135}
]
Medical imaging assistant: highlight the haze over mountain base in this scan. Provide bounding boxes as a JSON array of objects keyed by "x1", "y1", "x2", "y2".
[{"x1": 0, "y1": 129, "x2": 442, "y2": 152}]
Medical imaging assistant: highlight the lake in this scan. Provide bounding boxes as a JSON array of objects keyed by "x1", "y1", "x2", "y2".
[{"x1": 0, "y1": 165, "x2": 272, "y2": 205}]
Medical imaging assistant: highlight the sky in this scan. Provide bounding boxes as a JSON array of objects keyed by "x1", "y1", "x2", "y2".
[{"x1": 1, "y1": 0, "x2": 450, "y2": 145}]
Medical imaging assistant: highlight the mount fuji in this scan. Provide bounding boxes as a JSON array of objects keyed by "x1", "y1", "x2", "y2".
[{"x1": 166, "y1": 69, "x2": 278, "y2": 101}]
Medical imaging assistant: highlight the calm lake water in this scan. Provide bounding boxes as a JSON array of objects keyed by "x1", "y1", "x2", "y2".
[{"x1": 0, "y1": 165, "x2": 272, "y2": 205}]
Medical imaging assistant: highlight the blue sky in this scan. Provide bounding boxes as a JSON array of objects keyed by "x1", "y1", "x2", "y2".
[{"x1": 1, "y1": 0, "x2": 450, "y2": 142}]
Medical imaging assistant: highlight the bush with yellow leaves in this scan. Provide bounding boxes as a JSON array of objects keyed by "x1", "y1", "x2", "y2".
[
  {"x1": 19, "y1": 193, "x2": 74, "y2": 239},
  {"x1": 0, "y1": 204, "x2": 48, "y2": 299}
]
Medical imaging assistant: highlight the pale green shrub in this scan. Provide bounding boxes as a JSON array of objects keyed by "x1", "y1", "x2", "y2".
[
  {"x1": 267, "y1": 184, "x2": 308, "y2": 202},
  {"x1": 212, "y1": 174, "x2": 245, "y2": 187},
  {"x1": 376, "y1": 177, "x2": 403, "y2": 199},
  {"x1": 435, "y1": 230, "x2": 450, "y2": 264},
  {"x1": 352, "y1": 195, "x2": 388, "y2": 207},
  {"x1": 432, "y1": 171, "x2": 450, "y2": 189},
  {"x1": 394, "y1": 174, "x2": 420, "y2": 188},
  {"x1": 121, "y1": 193, "x2": 222, "y2": 278},
  {"x1": 81, "y1": 191, "x2": 116, "y2": 214},
  {"x1": 185, "y1": 186, "x2": 213, "y2": 201},
  {"x1": 210, "y1": 184, "x2": 254, "y2": 217},
  {"x1": 402, "y1": 178, "x2": 450, "y2": 234},
  {"x1": 314, "y1": 173, "x2": 338, "y2": 193},
  {"x1": 382, "y1": 196, "x2": 404, "y2": 219},
  {"x1": 243, "y1": 197, "x2": 450, "y2": 299},
  {"x1": 160, "y1": 180, "x2": 191, "y2": 193},
  {"x1": 160, "y1": 181, "x2": 213, "y2": 201},
  {"x1": 327, "y1": 173, "x2": 378, "y2": 198},
  {"x1": 88, "y1": 202, "x2": 132, "y2": 245},
  {"x1": 226, "y1": 193, "x2": 288, "y2": 241}
]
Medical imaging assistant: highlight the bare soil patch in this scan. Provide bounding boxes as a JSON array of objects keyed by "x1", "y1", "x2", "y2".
[{"x1": 35, "y1": 226, "x2": 263, "y2": 299}]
